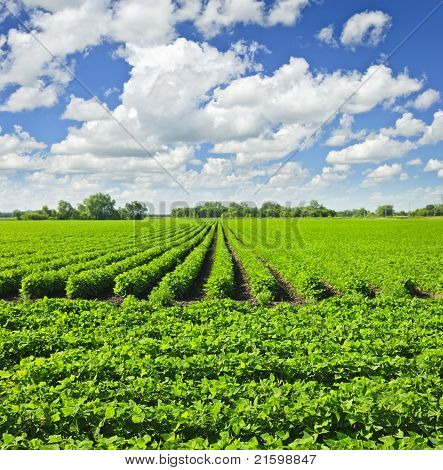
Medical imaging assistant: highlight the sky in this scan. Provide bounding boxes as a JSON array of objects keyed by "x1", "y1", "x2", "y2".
[{"x1": 0, "y1": 0, "x2": 442, "y2": 212}]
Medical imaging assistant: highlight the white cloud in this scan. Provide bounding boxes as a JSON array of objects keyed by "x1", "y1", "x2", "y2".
[
  {"x1": 267, "y1": 0, "x2": 310, "y2": 26},
  {"x1": 267, "y1": 161, "x2": 310, "y2": 187},
  {"x1": 340, "y1": 10, "x2": 391, "y2": 48},
  {"x1": 21, "y1": 1, "x2": 87, "y2": 10},
  {"x1": 381, "y1": 112, "x2": 426, "y2": 138},
  {"x1": 407, "y1": 89, "x2": 440, "y2": 110},
  {"x1": 316, "y1": 25, "x2": 337, "y2": 47},
  {"x1": 325, "y1": 114, "x2": 366, "y2": 146},
  {"x1": 424, "y1": 158, "x2": 443, "y2": 172},
  {"x1": 326, "y1": 135, "x2": 416, "y2": 165},
  {"x1": 213, "y1": 123, "x2": 315, "y2": 166},
  {"x1": 0, "y1": 1, "x2": 111, "y2": 111},
  {"x1": 62, "y1": 96, "x2": 111, "y2": 121},
  {"x1": 307, "y1": 164, "x2": 351, "y2": 188},
  {"x1": 0, "y1": 81, "x2": 61, "y2": 112},
  {"x1": 361, "y1": 163, "x2": 402, "y2": 187},
  {"x1": 406, "y1": 158, "x2": 422, "y2": 166},
  {"x1": 194, "y1": 0, "x2": 264, "y2": 37},
  {"x1": 0, "y1": 125, "x2": 46, "y2": 155},
  {"x1": 399, "y1": 172, "x2": 409, "y2": 181},
  {"x1": 109, "y1": 0, "x2": 176, "y2": 46},
  {"x1": 0, "y1": 126, "x2": 46, "y2": 172},
  {"x1": 418, "y1": 110, "x2": 443, "y2": 146}
]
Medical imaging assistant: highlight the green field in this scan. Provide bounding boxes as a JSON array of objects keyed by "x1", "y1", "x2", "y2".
[{"x1": 0, "y1": 218, "x2": 442, "y2": 449}]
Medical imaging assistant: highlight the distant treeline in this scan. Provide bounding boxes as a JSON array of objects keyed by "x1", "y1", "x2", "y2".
[
  {"x1": 2, "y1": 194, "x2": 442, "y2": 220},
  {"x1": 172, "y1": 201, "x2": 443, "y2": 218},
  {"x1": 7, "y1": 194, "x2": 148, "y2": 220}
]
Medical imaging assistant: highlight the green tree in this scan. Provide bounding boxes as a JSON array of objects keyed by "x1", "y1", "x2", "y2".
[
  {"x1": 78, "y1": 193, "x2": 118, "y2": 220},
  {"x1": 56, "y1": 200, "x2": 78, "y2": 220},
  {"x1": 123, "y1": 201, "x2": 148, "y2": 220},
  {"x1": 376, "y1": 205, "x2": 394, "y2": 217}
]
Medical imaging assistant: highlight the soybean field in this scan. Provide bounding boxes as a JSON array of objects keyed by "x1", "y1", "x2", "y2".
[{"x1": 0, "y1": 218, "x2": 442, "y2": 450}]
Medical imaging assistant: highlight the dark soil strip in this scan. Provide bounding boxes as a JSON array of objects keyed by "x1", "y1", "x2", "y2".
[
  {"x1": 405, "y1": 282, "x2": 435, "y2": 299},
  {"x1": 179, "y1": 229, "x2": 217, "y2": 302},
  {"x1": 259, "y1": 257, "x2": 306, "y2": 305},
  {"x1": 225, "y1": 225, "x2": 305, "y2": 304},
  {"x1": 321, "y1": 280, "x2": 341, "y2": 299},
  {"x1": 222, "y1": 227, "x2": 254, "y2": 302}
]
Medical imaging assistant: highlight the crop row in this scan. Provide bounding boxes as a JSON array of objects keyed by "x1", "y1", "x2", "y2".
[
  {"x1": 114, "y1": 224, "x2": 214, "y2": 299},
  {"x1": 224, "y1": 226, "x2": 280, "y2": 305},
  {"x1": 203, "y1": 224, "x2": 235, "y2": 300},
  {"x1": 225, "y1": 219, "x2": 443, "y2": 299},
  {"x1": 0, "y1": 296, "x2": 441, "y2": 449},
  {"x1": 20, "y1": 224, "x2": 199, "y2": 299},
  {"x1": 0, "y1": 220, "x2": 196, "y2": 262},
  {"x1": 66, "y1": 225, "x2": 208, "y2": 299},
  {"x1": 149, "y1": 225, "x2": 216, "y2": 306},
  {"x1": 0, "y1": 224, "x2": 198, "y2": 299}
]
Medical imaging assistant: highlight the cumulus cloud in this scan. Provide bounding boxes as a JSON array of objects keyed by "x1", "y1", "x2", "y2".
[
  {"x1": 424, "y1": 159, "x2": 443, "y2": 173},
  {"x1": 0, "y1": 81, "x2": 61, "y2": 112},
  {"x1": 0, "y1": 125, "x2": 46, "y2": 155},
  {"x1": 316, "y1": 25, "x2": 337, "y2": 47},
  {"x1": 307, "y1": 164, "x2": 351, "y2": 188},
  {"x1": 381, "y1": 112, "x2": 426, "y2": 138},
  {"x1": 407, "y1": 89, "x2": 440, "y2": 110},
  {"x1": 62, "y1": 96, "x2": 111, "y2": 121},
  {"x1": 194, "y1": 0, "x2": 264, "y2": 37},
  {"x1": 418, "y1": 110, "x2": 443, "y2": 146},
  {"x1": 340, "y1": 10, "x2": 391, "y2": 48},
  {"x1": 326, "y1": 135, "x2": 416, "y2": 165},
  {"x1": 325, "y1": 114, "x2": 366, "y2": 146},
  {"x1": 266, "y1": 161, "x2": 310, "y2": 189},
  {"x1": 0, "y1": 125, "x2": 46, "y2": 171},
  {"x1": 361, "y1": 163, "x2": 403, "y2": 187},
  {"x1": 109, "y1": 0, "x2": 176, "y2": 46},
  {"x1": 406, "y1": 158, "x2": 422, "y2": 166},
  {"x1": 0, "y1": 0, "x2": 111, "y2": 110},
  {"x1": 266, "y1": 0, "x2": 310, "y2": 26}
]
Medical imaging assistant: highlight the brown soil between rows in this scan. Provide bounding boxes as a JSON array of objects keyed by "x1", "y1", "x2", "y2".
[
  {"x1": 179, "y1": 228, "x2": 217, "y2": 302},
  {"x1": 222, "y1": 227, "x2": 254, "y2": 302},
  {"x1": 223, "y1": 225, "x2": 306, "y2": 304}
]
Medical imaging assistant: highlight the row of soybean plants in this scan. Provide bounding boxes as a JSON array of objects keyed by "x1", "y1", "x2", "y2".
[
  {"x1": 66, "y1": 223, "x2": 209, "y2": 299},
  {"x1": 114, "y1": 223, "x2": 217, "y2": 300},
  {"x1": 225, "y1": 218, "x2": 443, "y2": 298},
  {"x1": 0, "y1": 296, "x2": 441, "y2": 449},
  {"x1": 0, "y1": 222, "x2": 195, "y2": 298},
  {"x1": 0, "y1": 220, "x2": 189, "y2": 270},
  {"x1": 0, "y1": 221, "x2": 131, "y2": 261},
  {"x1": 19, "y1": 223, "x2": 205, "y2": 299},
  {"x1": 225, "y1": 220, "x2": 329, "y2": 301}
]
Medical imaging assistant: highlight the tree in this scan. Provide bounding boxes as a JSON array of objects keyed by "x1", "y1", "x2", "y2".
[
  {"x1": 41, "y1": 205, "x2": 56, "y2": 219},
  {"x1": 57, "y1": 200, "x2": 78, "y2": 220},
  {"x1": 353, "y1": 208, "x2": 369, "y2": 217},
  {"x1": 376, "y1": 205, "x2": 394, "y2": 217},
  {"x1": 78, "y1": 193, "x2": 118, "y2": 220},
  {"x1": 123, "y1": 201, "x2": 148, "y2": 220}
]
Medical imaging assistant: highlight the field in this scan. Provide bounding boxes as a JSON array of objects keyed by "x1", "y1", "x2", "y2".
[{"x1": 0, "y1": 218, "x2": 442, "y2": 449}]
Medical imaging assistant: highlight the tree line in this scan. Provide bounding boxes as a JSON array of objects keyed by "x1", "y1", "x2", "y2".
[
  {"x1": 1, "y1": 194, "x2": 442, "y2": 220},
  {"x1": 8, "y1": 194, "x2": 148, "y2": 220},
  {"x1": 172, "y1": 201, "x2": 443, "y2": 218}
]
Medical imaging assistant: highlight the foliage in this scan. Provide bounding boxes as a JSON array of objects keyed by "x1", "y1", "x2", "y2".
[
  {"x1": 113, "y1": 225, "x2": 211, "y2": 298},
  {"x1": 224, "y1": 226, "x2": 280, "y2": 305},
  {"x1": 224, "y1": 218, "x2": 443, "y2": 298},
  {"x1": 0, "y1": 297, "x2": 441, "y2": 449},
  {"x1": 204, "y1": 225, "x2": 235, "y2": 299},
  {"x1": 149, "y1": 226, "x2": 215, "y2": 306}
]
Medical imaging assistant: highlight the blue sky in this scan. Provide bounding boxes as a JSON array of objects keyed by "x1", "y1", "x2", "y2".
[{"x1": 0, "y1": 0, "x2": 442, "y2": 212}]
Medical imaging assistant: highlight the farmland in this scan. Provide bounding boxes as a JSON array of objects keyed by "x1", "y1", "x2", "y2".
[{"x1": 0, "y1": 218, "x2": 442, "y2": 449}]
